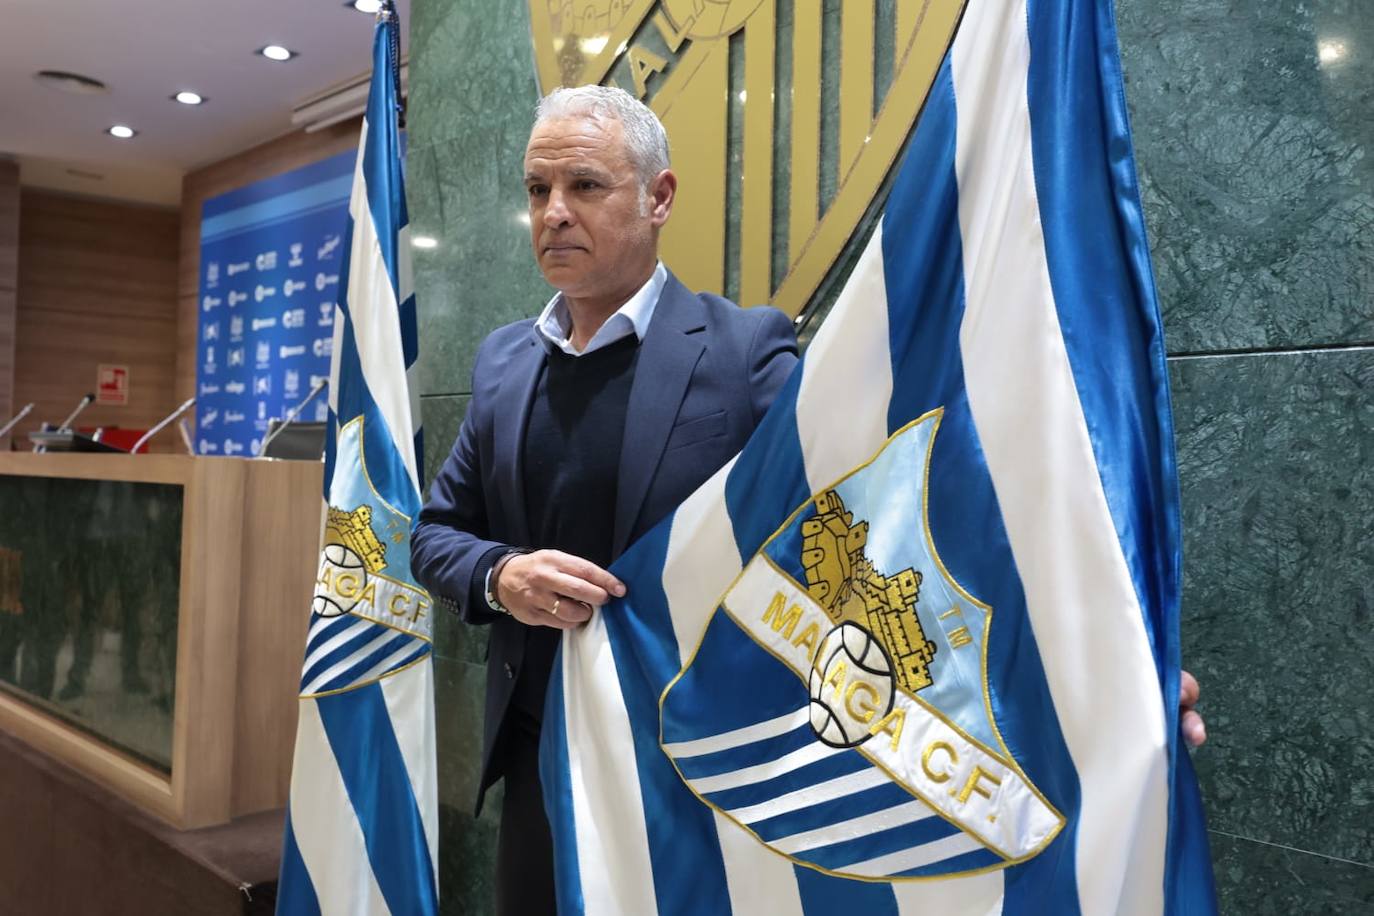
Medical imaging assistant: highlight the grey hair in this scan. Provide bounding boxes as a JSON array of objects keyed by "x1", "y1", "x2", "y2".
[{"x1": 533, "y1": 85, "x2": 670, "y2": 187}]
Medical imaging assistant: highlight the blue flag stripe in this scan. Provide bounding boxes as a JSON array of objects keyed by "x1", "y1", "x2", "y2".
[
  {"x1": 316, "y1": 684, "x2": 438, "y2": 916},
  {"x1": 794, "y1": 865, "x2": 898, "y2": 915},
  {"x1": 277, "y1": 814, "x2": 324, "y2": 916}
]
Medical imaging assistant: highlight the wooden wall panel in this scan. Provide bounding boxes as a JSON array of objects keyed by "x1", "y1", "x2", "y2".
[
  {"x1": 0, "y1": 160, "x2": 18, "y2": 449},
  {"x1": 12, "y1": 190, "x2": 179, "y2": 449},
  {"x1": 176, "y1": 119, "x2": 361, "y2": 404}
]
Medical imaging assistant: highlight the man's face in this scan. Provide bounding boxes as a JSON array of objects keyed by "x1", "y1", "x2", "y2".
[{"x1": 523, "y1": 115, "x2": 673, "y2": 305}]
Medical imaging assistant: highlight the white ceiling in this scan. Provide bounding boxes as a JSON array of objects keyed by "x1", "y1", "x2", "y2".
[{"x1": 0, "y1": 0, "x2": 411, "y2": 207}]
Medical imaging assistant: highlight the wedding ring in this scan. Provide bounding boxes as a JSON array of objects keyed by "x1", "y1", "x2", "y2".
[{"x1": 550, "y1": 598, "x2": 560, "y2": 617}]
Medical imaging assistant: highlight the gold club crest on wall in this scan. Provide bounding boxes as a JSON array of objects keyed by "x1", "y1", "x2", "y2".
[{"x1": 529, "y1": 0, "x2": 965, "y2": 317}]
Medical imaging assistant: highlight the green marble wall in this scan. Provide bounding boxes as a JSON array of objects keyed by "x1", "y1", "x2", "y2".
[
  {"x1": 405, "y1": 0, "x2": 1373, "y2": 912},
  {"x1": 0, "y1": 476, "x2": 182, "y2": 771}
]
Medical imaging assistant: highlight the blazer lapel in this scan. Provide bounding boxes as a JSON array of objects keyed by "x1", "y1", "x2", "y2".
[
  {"x1": 611, "y1": 275, "x2": 706, "y2": 557},
  {"x1": 493, "y1": 329, "x2": 545, "y2": 548}
]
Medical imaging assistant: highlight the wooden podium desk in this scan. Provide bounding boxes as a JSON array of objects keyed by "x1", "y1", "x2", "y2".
[{"x1": 0, "y1": 453, "x2": 322, "y2": 829}]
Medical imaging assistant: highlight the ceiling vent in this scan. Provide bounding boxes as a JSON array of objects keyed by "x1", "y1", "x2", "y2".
[
  {"x1": 291, "y1": 59, "x2": 408, "y2": 133},
  {"x1": 34, "y1": 70, "x2": 108, "y2": 95}
]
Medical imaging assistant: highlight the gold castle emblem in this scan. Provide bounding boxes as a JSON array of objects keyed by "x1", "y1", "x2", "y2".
[
  {"x1": 801, "y1": 490, "x2": 937, "y2": 692},
  {"x1": 528, "y1": 0, "x2": 965, "y2": 318},
  {"x1": 325, "y1": 505, "x2": 388, "y2": 574}
]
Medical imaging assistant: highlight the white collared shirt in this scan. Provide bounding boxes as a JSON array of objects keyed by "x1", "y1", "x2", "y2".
[{"x1": 534, "y1": 261, "x2": 667, "y2": 356}]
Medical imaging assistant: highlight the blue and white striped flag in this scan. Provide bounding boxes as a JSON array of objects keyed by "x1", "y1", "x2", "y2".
[
  {"x1": 278, "y1": 5, "x2": 438, "y2": 914},
  {"x1": 539, "y1": 0, "x2": 1217, "y2": 912}
]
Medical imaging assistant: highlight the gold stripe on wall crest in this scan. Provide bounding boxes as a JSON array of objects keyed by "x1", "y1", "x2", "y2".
[{"x1": 529, "y1": 0, "x2": 965, "y2": 318}]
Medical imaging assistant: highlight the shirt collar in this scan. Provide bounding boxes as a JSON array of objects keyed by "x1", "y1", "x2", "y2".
[{"x1": 535, "y1": 261, "x2": 667, "y2": 357}]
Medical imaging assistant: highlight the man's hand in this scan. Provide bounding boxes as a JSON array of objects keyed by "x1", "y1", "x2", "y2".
[
  {"x1": 1181, "y1": 670, "x2": 1207, "y2": 748},
  {"x1": 495, "y1": 549, "x2": 626, "y2": 630}
]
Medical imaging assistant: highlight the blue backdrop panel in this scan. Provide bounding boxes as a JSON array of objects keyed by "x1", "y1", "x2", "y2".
[{"x1": 195, "y1": 150, "x2": 354, "y2": 456}]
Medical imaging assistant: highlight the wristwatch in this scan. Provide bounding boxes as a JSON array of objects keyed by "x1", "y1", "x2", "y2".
[{"x1": 484, "y1": 548, "x2": 530, "y2": 614}]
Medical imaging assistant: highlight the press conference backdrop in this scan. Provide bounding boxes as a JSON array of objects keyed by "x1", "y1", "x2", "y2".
[{"x1": 194, "y1": 150, "x2": 354, "y2": 456}]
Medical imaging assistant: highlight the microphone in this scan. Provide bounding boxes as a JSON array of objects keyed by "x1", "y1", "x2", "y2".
[
  {"x1": 0, "y1": 403, "x2": 35, "y2": 441},
  {"x1": 131, "y1": 397, "x2": 197, "y2": 454},
  {"x1": 256, "y1": 378, "x2": 329, "y2": 458},
  {"x1": 58, "y1": 393, "x2": 96, "y2": 432}
]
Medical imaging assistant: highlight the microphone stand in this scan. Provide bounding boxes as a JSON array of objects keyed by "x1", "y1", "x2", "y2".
[
  {"x1": 34, "y1": 393, "x2": 95, "y2": 452},
  {"x1": 132, "y1": 397, "x2": 197, "y2": 455},
  {"x1": 256, "y1": 379, "x2": 329, "y2": 458},
  {"x1": 0, "y1": 403, "x2": 34, "y2": 441}
]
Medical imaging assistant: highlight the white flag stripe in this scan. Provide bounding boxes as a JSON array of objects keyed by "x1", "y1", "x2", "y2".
[
  {"x1": 345, "y1": 119, "x2": 421, "y2": 498},
  {"x1": 950, "y1": 2, "x2": 1168, "y2": 913},
  {"x1": 289, "y1": 698, "x2": 391, "y2": 916},
  {"x1": 661, "y1": 455, "x2": 742, "y2": 665},
  {"x1": 714, "y1": 811, "x2": 806, "y2": 916},
  {"x1": 328, "y1": 306, "x2": 347, "y2": 416},
  {"x1": 379, "y1": 661, "x2": 440, "y2": 882},
  {"x1": 770, "y1": 799, "x2": 937, "y2": 855},
  {"x1": 727, "y1": 766, "x2": 892, "y2": 825},
  {"x1": 303, "y1": 618, "x2": 374, "y2": 674},
  {"x1": 302, "y1": 628, "x2": 399, "y2": 695},
  {"x1": 893, "y1": 870, "x2": 1005, "y2": 916},
  {"x1": 663, "y1": 707, "x2": 810, "y2": 759},
  {"x1": 688, "y1": 741, "x2": 840, "y2": 795},
  {"x1": 841, "y1": 830, "x2": 985, "y2": 878},
  {"x1": 349, "y1": 639, "x2": 424, "y2": 690},
  {"x1": 564, "y1": 611, "x2": 659, "y2": 916},
  {"x1": 795, "y1": 227, "x2": 894, "y2": 494}
]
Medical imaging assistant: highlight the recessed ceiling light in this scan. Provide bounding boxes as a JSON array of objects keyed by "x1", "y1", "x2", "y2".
[
  {"x1": 173, "y1": 91, "x2": 205, "y2": 105},
  {"x1": 107, "y1": 125, "x2": 137, "y2": 139},
  {"x1": 350, "y1": 0, "x2": 383, "y2": 12},
  {"x1": 411, "y1": 235, "x2": 438, "y2": 249},
  {"x1": 259, "y1": 45, "x2": 296, "y2": 62}
]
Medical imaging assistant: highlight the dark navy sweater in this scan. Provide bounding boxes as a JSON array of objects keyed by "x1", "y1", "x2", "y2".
[{"x1": 510, "y1": 334, "x2": 641, "y2": 716}]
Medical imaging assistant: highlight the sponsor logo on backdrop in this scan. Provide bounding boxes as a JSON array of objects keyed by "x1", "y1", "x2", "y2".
[
  {"x1": 255, "y1": 341, "x2": 272, "y2": 368},
  {"x1": 319, "y1": 302, "x2": 335, "y2": 326},
  {"x1": 202, "y1": 295, "x2": 222, "y2": 312},
  {"x1": 199, "y1": 383, "x2": 220, "y2": 396},
  {"x1": 252, "y1": 316, "x2": 278, "y2": 332},
  {"x1": 251, "y1": 437, "x2": 262, "y2": 454},
  {"x1": 280, "y1": 344, "x2": 306, "y2": 359},
  {"x1": 223, "y1": 439, "x2": 245, "y2": 456},
  {"x1": 285, "y1": 369, "x2": 301, "y2": 396},
  {"x1": 228, "y1": 347, "x2": 246, "y2": 367},
  {"x1": 285, "y1": 278, "x2": 308, "y2": 297},
  {"x1": 289, "y1": 243, "x2": 304, "y2": 267},
  {"x1": 312, "y1": 337, "x2": 333, "y2": 358},
  {"x1": 318, "y1": 234, "x2": 341, "y2": 260},
  {"x1": 200, "y1": 409, "x2": 219, "y2": 428},
  {"x1": 225, "y1": 380, "x2": 246, "y2": 395},
  {"x1": 256, "y1": 250, "x2": 278, "y2": 271},
  {"x1": 254, "y1": 375, "x2": 271, "y2": 395},
  {"x1": 226, "y1": 410, "x2": 246, "y2": 423},
  {"x1": 314, "y1": 400, "x2": 330, "y2": 422},
  {"x1": 206, "y1": 261, "x2": 220, "y2": 288},
  {"x1": 229, "y1": 290, "x2": 249, "y2": 307},
  {"x1": 255, "y1": 284, "x2": 277, "y2": 302},
  {"x1": 199, "y1": 439, "x2": 219, "y2": 454},
  {"x1": 316, "y1": 272, "x2": 339, "y2": 291},
  {"x1": 204, "y1": 346, "x2": 216, "y2": 372},
  {"x1": 283, "y1": 308, "x2": 306, "y2": 329},
  {"x1": 203, "y1": 322, "x2": 220, "y2": 342},
  {"x1": 229, "y1": 316, "x2": 244, "y2": 339},
  {"x1": 228, "y1": 261, "x2": 250, "y2": 276}
]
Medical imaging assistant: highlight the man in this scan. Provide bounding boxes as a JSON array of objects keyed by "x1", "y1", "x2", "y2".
[
  {"x1": 410, "y1": 85, "x2": 799, "y2": 916},
  {"x1": 412, "y1": 84, "x2": 1208, "y2": 916}
]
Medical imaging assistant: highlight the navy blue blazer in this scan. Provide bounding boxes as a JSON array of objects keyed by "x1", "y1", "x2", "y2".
[{"x1": 411, "y1": 271, "x2": 798, "y2": 812}]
